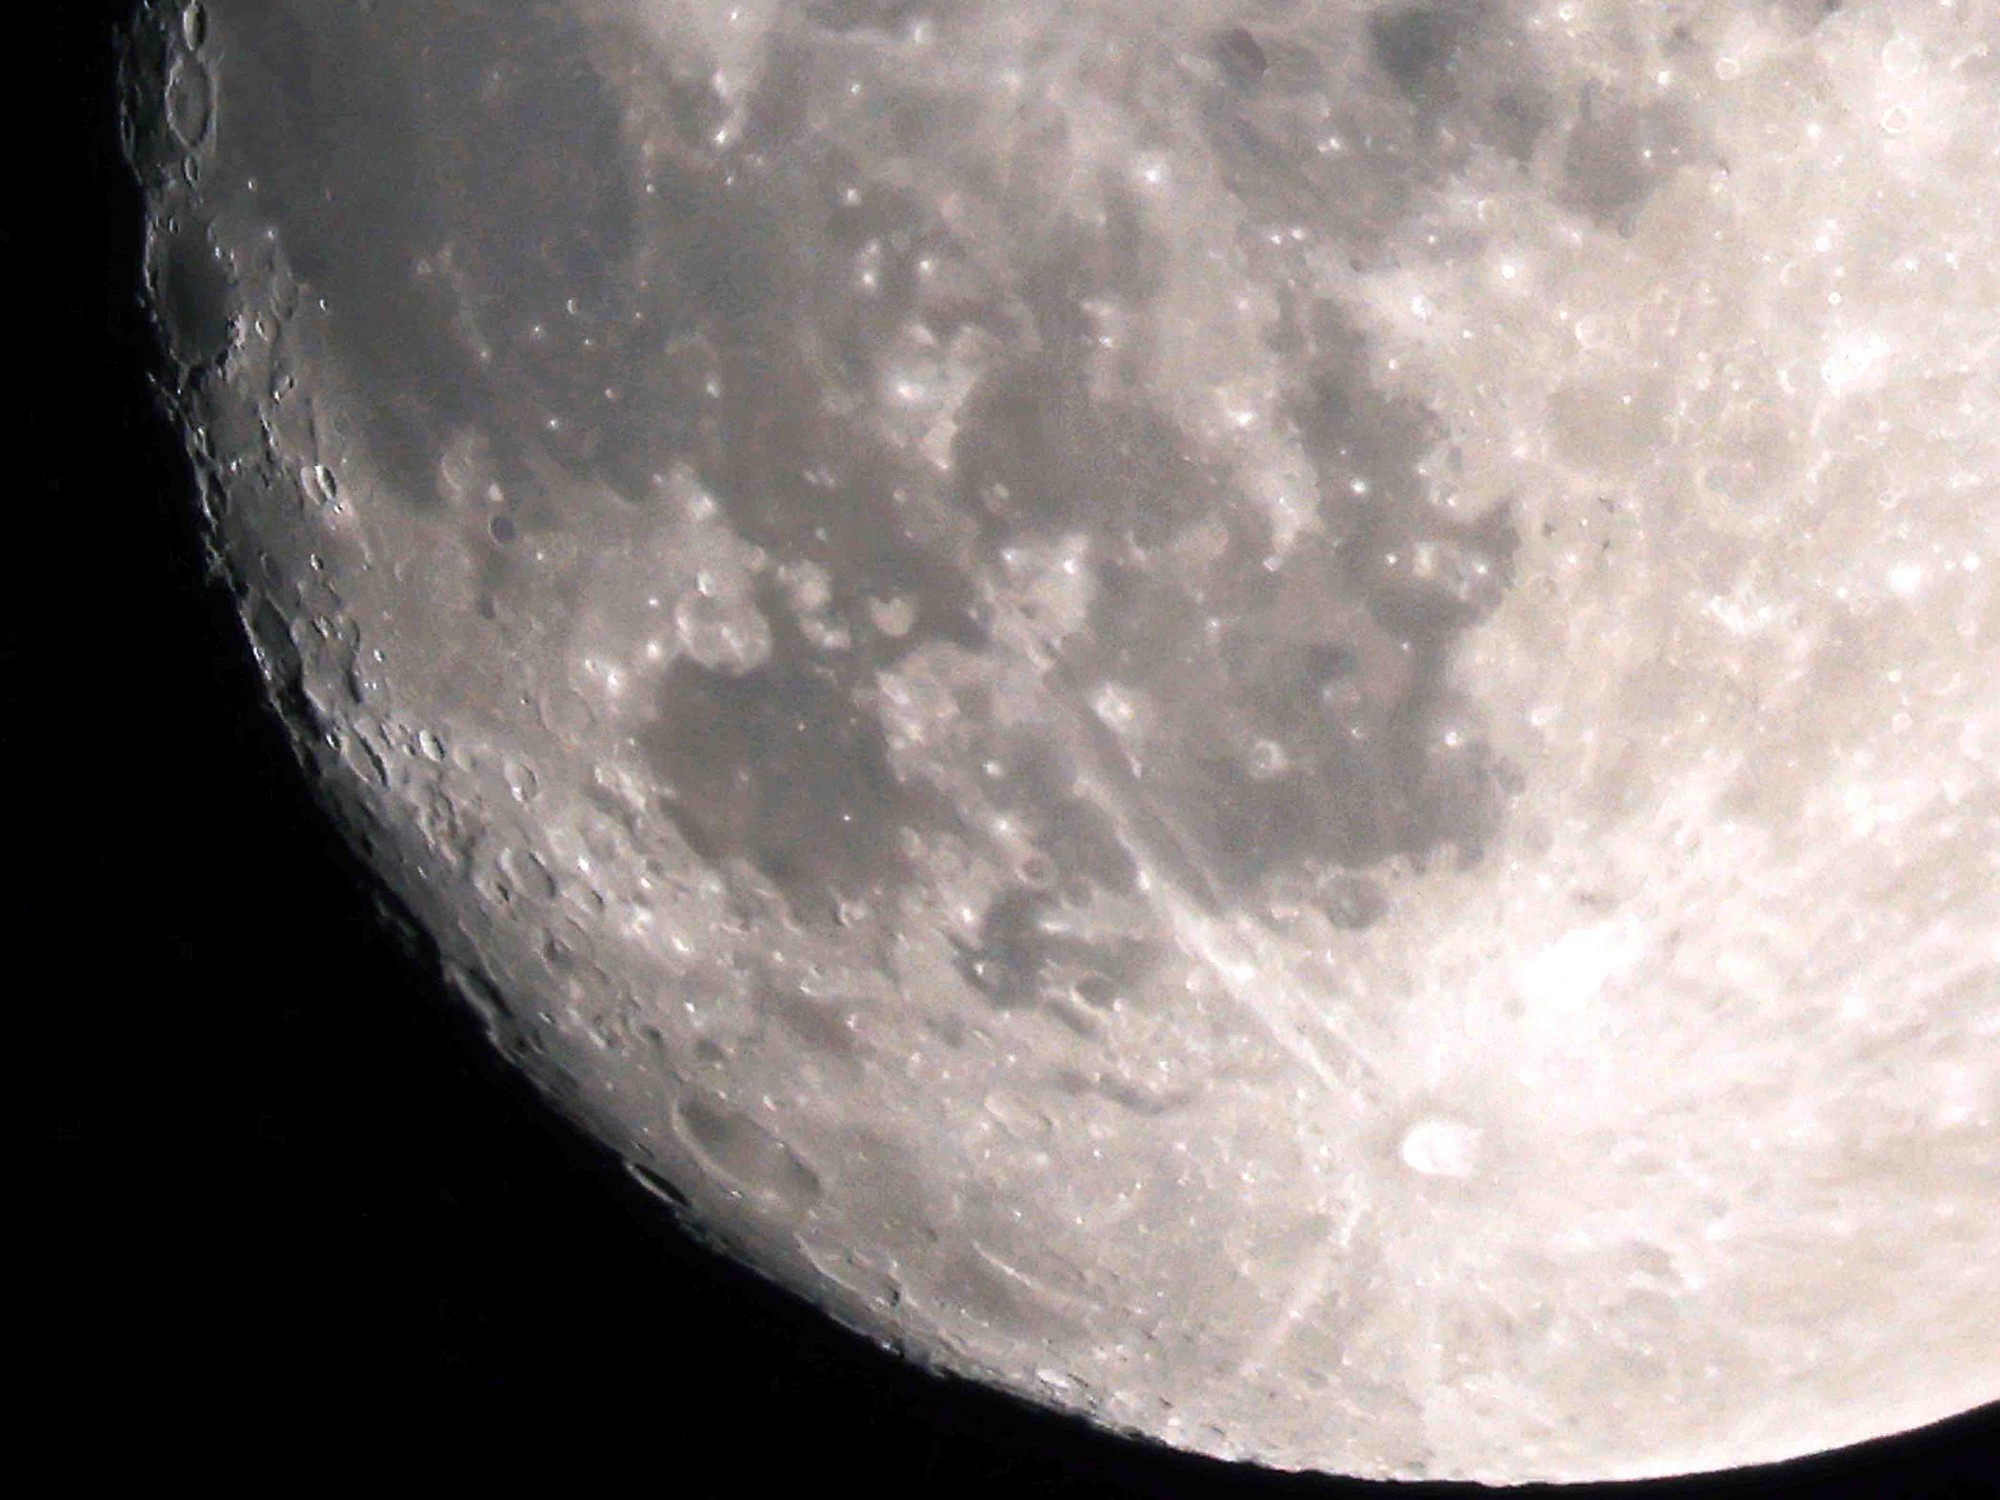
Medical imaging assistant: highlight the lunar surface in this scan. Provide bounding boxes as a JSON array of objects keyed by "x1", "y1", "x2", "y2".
[{"x1": 129, "y1": 0, "x2": 1998, "y2": 1482}]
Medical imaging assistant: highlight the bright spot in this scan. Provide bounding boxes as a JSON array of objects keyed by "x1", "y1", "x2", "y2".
[
  {"x1": 1888, "y1": 562, "x2": 1926, "y2": 597},
  {"x1": 1821, "y1": 328, "x2": 1894, "y2": 393},
  {"x1": 1400, "y1": 1116, "x2": 1484, "y2": 1179},
  {"x1": 1513, "y1": 921, "x2": 1633, "y2": 1022}
]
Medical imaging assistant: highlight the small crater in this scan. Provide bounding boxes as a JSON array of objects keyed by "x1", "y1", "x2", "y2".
[{"x1": 1320, "y1": 871, "x2": 1391, "y2": 929}]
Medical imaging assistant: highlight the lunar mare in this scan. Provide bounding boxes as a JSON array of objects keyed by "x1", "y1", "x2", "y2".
[{"x1": 131, "y1": 0, "x2": 1998, "y2": 1483}]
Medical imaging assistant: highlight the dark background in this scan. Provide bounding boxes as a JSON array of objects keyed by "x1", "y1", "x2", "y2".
[{"x1": 28, "y1": 2, "x2": 1995, "y2": 1491}]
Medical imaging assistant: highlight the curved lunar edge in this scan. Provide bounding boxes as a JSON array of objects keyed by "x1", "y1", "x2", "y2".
[{"x1": 129, "y1": 0, "x2": 1997, "y2": 1483}]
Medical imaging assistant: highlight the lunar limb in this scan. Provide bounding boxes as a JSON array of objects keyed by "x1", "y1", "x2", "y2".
[{"x1": 131, "y1": 0, "x2": 1998, "y2": 1482}]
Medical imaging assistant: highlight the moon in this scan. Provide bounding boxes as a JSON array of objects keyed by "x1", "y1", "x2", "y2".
[{"x1": 128, "y1": 0, "x2": 1998, "y2": 1482}]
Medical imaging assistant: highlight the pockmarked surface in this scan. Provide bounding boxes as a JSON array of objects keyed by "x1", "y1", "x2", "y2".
[{"x1": 132, "y1": 0, "x2": 1998, "y2": 1481}]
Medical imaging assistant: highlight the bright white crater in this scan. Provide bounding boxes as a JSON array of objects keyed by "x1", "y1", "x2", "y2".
[
  {"x1": 131, "y1": 0, "x2": 1998, "y2": 1483},
  {"x1": 1399, "y1": 1115, "x2": 1483, "y2": 1178}
]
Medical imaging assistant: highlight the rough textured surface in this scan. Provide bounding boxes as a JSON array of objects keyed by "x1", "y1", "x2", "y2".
[{"x1": 131, "y1": 0, "x2": 1998, "y2": 1482}]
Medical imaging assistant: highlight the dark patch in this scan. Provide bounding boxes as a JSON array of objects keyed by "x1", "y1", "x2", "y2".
[
  {"x1": 1291, "y1": 314, "x2": 1441, "y2": 509},
  {"x1": 952, "y1": 887, "x2": 1047, "y2": 1007},
  {"x1": 152, "y1": 220, "x2": 236, "y2": 370},
  {"x1": 953, "y1": 365, "x2": 1219, "y2": 549},
  {"x1": 808, "y1": 171, "x2": 942, "y2": 376},
  {"x1": 1073, "y1": 973, "x2": 1119, "y2": 1008},
  {"x1": 1076, "y1": 554, "x2": 1423, "y2": 889},
  {"x1": 985, "y1": 733, "x2": 1140, "y2": 896},
  {"x1": 437, "y1": 45, "x2": 635, "y2": 324},
  {"x1": 1351, "y1": 499, "x2": 1520, "y2": 642},
  {"x1": 765, "y1": 987, "x2": 862, "y2": 1062},
  {"x1": 627, "y1": 1161, "x2": 692, "y2": 1215},
  {"x1": 1077, "y1": 531, "x2": 1275, "y2": 687},
  {"x1": 735, "y1": 30, "x2": 818, "y2": 151},
  {"x1": 1321, "y1": 872, "x2": 1391, "y2": 929},
  {"x1": 205, "y1": 3, "x2": 658, "y2": 509},
  {"x1": 953, "y1": 886, "x2": 1160, "y2": 1016},
  {"x1": 1229, "y1": 618, "x2": 1394, "y2": 750},
  {"x1": 1029, "y1": 325, "x2": 1519, "y2": 899},
  {"x1": 1559, "y1": 94, "x2": 1693, "y2": 231},
  {"x1": 1211, "y1": 27, "x2": 1269, "y2": 89},
  {"x1": 1389, "y1": 690, "x2": 1521, "y2": 866},
  {"x1": 1095, "y1": 1074, "x2": 1200, "y2": 1116},
  {"x1": 1481, "y1": 84, "x2": 1554, "y2": 163},
  {"x1": 707, "y1": 344, "x2": 987, "y2": 655},
  {"x1": 805, "y1": 0, "x2": 937, "y2": 34},
  {"x1": 1189, "y1": 609, "x2": 1424, "y2": 880},
  {"x1": 1771, "y1": 0, "x2": 1846, "y2": 29},
  {"x1": 641, "y1": 623, "x2": 931, "y2": 923},
  {"x1": 1369, "y1": 2, "x2": 1482, "y2": 102},
  {"x1": 595, "y1": 333, "x2": 726, "y2": 503},
  {"x1": 211, "y1": 4, "x2": 459, "y2": 504},
  {"x1": 584, "y1": 25, "x2": 1529, "y2": 933},
  {"x1": 1172, "y1": 762, "x2": 1380, "y2": 891},
  {"x1": 947, "y1": 290, "x2": 1526, "y2": 898},
  {"x1": 1012, "y1": 184, "x2": 1167, "y2": 347}
]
